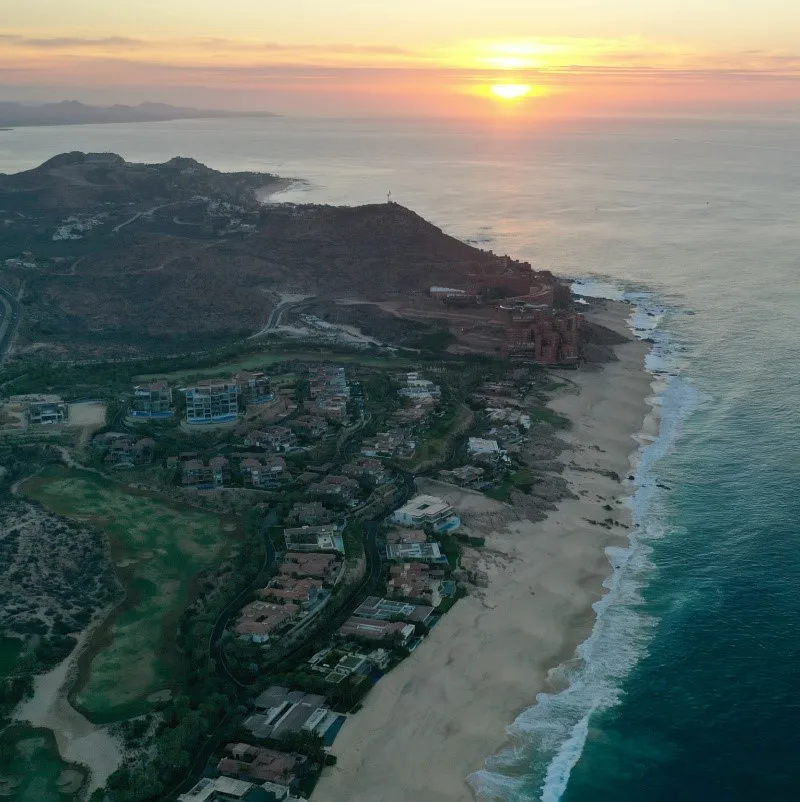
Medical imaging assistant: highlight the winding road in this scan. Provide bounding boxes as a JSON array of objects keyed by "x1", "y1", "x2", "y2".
[{"x1": 0, "y1": 286, "x2": 21, "y2": 362}]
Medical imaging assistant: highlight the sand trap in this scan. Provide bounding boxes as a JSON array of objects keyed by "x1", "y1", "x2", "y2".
[
  {"x1": 67, "y1": 402, "x2": 107, "y2": 428},
  {"x1": 146, "y1": 689, "x2": 172, "y2": 703}
]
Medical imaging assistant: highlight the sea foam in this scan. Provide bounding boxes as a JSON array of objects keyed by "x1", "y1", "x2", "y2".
[{"x1": 468, "y1": 280, "x2": 708, "y2": 802}]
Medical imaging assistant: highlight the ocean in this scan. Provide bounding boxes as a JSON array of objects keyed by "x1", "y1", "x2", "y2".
[{"x1": 3, "y1": 114, "x2": 800, "y2": 801}]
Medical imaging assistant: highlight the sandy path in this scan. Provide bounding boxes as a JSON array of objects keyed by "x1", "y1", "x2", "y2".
[
  {"x1": 15, "y1": 633, "x2": 124, "y2": 794},
  {"x1": 315, "y1": 300, "x2": 653, "y2": 802}
]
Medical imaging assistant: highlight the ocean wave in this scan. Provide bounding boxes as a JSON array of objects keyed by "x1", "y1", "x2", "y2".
[{"x1": 468, "y1": 281, "x2": 709, "y2": 802}]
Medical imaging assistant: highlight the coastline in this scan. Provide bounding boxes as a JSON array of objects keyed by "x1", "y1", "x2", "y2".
[{"x1": 315, "y1": 299, "x2": 655, "y2": 802}]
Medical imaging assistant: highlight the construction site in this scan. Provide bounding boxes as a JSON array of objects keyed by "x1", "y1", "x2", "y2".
[{"x1": 378, "y1": 254, "x2": 584, "y2": 365}]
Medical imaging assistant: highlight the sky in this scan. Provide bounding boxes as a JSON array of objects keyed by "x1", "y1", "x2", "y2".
[{"x1": 3, "y1": 0, "x2": 800, "y2": 119}]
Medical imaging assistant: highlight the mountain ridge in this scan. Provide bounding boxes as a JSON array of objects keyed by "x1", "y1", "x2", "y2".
[{"x1": 0, "y1": 101, "x2": 276, "y2": 128}]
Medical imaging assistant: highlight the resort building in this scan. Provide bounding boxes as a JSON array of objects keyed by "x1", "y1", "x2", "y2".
[
  {"x1": 184, "y1": 380, "x2": 238, "y2": 424},
  {"x1": 26, "y1": 398, "x2": 68, "y2": 425},
  {"x1": 283, "y1": 525, "x2": 345, "y2": 553},
  {"x1": 391, "y1": 495, "x2": 461, "y2": 534},
  {"x1": 131, "y1": 382, "x2": 173, "y2": 419}
]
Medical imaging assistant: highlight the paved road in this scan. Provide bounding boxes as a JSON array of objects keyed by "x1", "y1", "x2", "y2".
[
  {"x1": 0, "y1": 286, "x2": 21, "y2": 362},
  {"x1": 250, "y1": 297, "x2": 311, "y2": 339}
]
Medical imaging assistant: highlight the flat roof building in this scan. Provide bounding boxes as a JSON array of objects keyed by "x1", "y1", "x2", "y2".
[
  {"x1": 385, "y1": 542, "x2": 444, "y2": 563},
  {"x1": 184, "y1": 380, "x2": 238, "y2": 425},
  {"x1": 283, "y1": 526, "x2": 344, "y2": 554},
  {"x1": 339, "y1": 616, "x2": 415, "y2": 645},
  {"x1": 244, "y1": 687, "x2": 340, "y2": 743},
  {"x1": 468, "y1": 437, "x2": 501, "y2": 455},
  {"x1": 26, "y1": 398, "x2": 68, "y2": 425},
  {"x1": 177, "y1": 776, "x2": 261, "y2": 802},
  {"x1": 354, "y1": 596, "x2": 434, "y2": 624},
  {"x1": 391, "y1": 495, "x2": 460, "y2": 534},
  {"x1": 131, "y1": 382, "x2": 173, "y2": 419}
]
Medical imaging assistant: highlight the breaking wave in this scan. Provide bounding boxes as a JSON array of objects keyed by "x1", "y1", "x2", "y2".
[{"x1": 468, "y1": 280, "x2": 708, "y2": 801}]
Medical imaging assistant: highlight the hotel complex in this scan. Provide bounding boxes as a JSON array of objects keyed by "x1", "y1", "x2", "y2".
[{"x1": 184, "y1": 379, "x2": 239, "y2": 424}]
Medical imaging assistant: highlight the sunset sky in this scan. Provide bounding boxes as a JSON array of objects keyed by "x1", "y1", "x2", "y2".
[{"x1": 3, "y1": 0, "x2": 800, "y2": 118}]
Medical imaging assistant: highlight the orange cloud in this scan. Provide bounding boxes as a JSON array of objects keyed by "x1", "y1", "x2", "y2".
[{"x1": 2, "y1": 32, "x2": 800, "y2": 118}]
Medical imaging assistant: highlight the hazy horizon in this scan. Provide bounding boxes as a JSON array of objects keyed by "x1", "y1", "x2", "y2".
[{"x1": 4, "y1": 0, "x2": 800, "y2": 120}]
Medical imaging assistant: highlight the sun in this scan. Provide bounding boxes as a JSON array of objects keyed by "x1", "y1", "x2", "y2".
[{"x1": 490, "y1": 83, "x2": 532, "y2": 101}]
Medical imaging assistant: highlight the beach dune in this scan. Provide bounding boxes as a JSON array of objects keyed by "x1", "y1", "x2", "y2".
[{"x1": 315, "y1": 301, "x2": 653, "y2": 801}]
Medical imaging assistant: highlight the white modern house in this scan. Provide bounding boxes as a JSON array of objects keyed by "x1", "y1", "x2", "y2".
[{"x1": 391, "y1": 495, "x2": 460, "y2": 534}]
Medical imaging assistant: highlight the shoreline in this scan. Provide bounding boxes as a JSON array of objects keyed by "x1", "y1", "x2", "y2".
[{"x1": 314, "y1": 299, "x2": 655, "y2": 802}]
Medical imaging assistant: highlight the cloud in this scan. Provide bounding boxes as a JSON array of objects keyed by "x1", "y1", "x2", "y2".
[
  {"x1": 0, "y1": 34, "x2": 143, "y2": 49},
  {"x1": 0, "y1": 33, "x2": 416, "y2": 59}
]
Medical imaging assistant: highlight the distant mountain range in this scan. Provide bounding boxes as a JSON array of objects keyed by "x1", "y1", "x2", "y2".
[{"x1": 0, "y1": 101, "x2": 276, "y2": 128}]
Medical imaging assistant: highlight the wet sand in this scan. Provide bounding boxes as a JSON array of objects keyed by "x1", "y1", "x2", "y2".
[{"x1": 315, "y1": 300, "x2": 654, "y2": 802}]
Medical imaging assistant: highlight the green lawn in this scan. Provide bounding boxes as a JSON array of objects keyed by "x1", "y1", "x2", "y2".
[
  {"x1": 134, "y1": 349, "x2": 415, "y2": 384},
  {"x1": 21, "y1": 467, "x2": 241, "y2": 722},
  {"x1": 396, "y1": 404, "x2": 474, "y2": 472}
]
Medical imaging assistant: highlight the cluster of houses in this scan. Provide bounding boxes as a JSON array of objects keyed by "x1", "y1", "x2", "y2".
[
  {"x1": 307, "y1": 366, "x2": 351, "y2": 424},
  {"x1": 172, "y1": 452, "x2": 289, "y2": 490},
  {"x1": 179, "y1": 685, "x2": 341, "y2": 800},
  {"x1": 235, "y1": 526, "x2": 345, "y2": 644},
  {"x1": 92, "y1": 432, "x2": 155, "y2": 468},
  {"x1": 359, "y1": 371, "x2": 443, "y2": 459}
]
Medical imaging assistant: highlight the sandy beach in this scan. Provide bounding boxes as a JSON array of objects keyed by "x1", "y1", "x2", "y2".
[{"x1": 315, "y1": 300, "x2": 655, "y2": 802}]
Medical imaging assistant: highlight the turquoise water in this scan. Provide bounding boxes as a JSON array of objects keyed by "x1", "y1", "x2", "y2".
[{"x1": 3, "y1": 115, "x2": 800, "y2": 799}]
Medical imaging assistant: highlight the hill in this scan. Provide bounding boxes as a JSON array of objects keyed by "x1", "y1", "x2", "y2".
[
  {"x1": 0, "y1": 101, "x2": 275, "y2": 128},
  {"x1": 0, "y1": 153, "x2": 527, "y2": 359}
]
